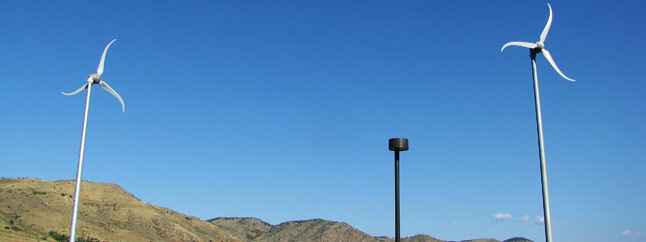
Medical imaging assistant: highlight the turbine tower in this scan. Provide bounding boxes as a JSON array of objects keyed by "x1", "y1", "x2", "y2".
[
  {"x1": 62, "y1": 39, "x2": 124, "y2": 242},
  {"x1": 501, "y1": 3, "x2": 575, "y2": 242}
]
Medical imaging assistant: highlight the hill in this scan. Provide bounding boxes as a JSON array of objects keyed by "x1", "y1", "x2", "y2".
[
  {"x1": 209, "y1": 217, "x2": 273, "y2": 241},
  {"x1": 1, "y1": 178, "x2": 531, "y2": 242},
  {"x1": 209, "y1": 217, "x2": 400, "y2": 242},
  {"x1": 0, "y1": 178, "x2": 241, "y2": 241},
  {"x1": 208, "y1": 218, "x2": 525, "y2": 242}
]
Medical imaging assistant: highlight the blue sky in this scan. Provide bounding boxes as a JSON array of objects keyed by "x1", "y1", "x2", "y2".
[{"x1": 1, "y1": 1, "x2": 645, "y2": 241}]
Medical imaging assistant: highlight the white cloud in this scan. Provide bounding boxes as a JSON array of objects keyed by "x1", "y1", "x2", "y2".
[
  {"x1": 518, "y1": 215, "x2": 531, "y2": 223},
  {"x1": 623, "y1": 230, "x2": 644, "y2": 237},
  {"x1": 534, "y1": 216, "x2": 544, "y2": 225},
  {"x1": 494, "y1": 213, "x2": 512, "y2": 221}
]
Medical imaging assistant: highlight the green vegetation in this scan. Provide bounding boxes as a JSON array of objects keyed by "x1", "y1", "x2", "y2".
[
  {"x1": 32, "y1": 191, "x2": 46, "y2": 195},
  {"x1": 49, "y1": 231, "x2": 68, "y2": 242},
  {"x1": 49, "y1": 231, "x2": 107, "y2": 242},
  {"x1": 7, "y1": 220, "x2": 21, "y2": 231}
]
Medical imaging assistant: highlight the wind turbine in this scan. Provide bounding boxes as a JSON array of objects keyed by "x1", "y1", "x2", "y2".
[
  {"x1": 501, "y1": 3, "x2": 575, "y2": 242},
  {"x1": 62, "y1": 39, "x2": 124, "y2": 242}
]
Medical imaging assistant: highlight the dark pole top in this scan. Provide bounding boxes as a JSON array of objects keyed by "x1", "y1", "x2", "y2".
[{"x1": 389, "y1": 138, "x2": 409, "y2": 151}]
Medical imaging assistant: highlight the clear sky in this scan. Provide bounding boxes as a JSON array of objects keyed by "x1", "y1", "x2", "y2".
[{"x1": 1, "y1": 1, "x2": 645, "y2": 241}]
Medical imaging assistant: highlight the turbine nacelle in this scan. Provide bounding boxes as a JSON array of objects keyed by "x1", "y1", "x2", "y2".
[{"x1": 530, "y1": 42, "x2": 544, "y2": 56}]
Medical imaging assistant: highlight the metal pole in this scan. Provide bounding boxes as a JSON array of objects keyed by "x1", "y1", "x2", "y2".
[
  {"x1": 531, "y1": 52, "x2": 553, "y2": 242},
  {"x1": 69, "y1": 82, "x2": 93, "y2": 242},
  {"x1": 389, "y1": 138, "x2": 407, "y2": 242},
  {"x1": 395, "y1": 150, "x2": 400, "y2": 242}
]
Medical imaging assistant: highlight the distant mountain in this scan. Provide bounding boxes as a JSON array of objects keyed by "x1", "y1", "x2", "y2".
[
  {"x1": 210, "y1": 217, "x2": 384, "y2": 242},
  {"x1": 0, "y1": 178, "x2": 530, "y2": 242},
  {"x1": 209, "y1": 217, "x2": 273, "y2": 241},
  {"x1": 460, "y1": 239, "x2": 502, "y2": 242},
  {"x1": 0, "y1": 178, "x2": 241, "y2": 242},
  {"x1": 209, "y1": 218, "x2": 506, "y2": 242},
  {"x1": 503, "y1": 237, "x2": 533, "y2": 242},
  {"x1": 400, "y1": 234, "x2": 445, "y2": 242}
]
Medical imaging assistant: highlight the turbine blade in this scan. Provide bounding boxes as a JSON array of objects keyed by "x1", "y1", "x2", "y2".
[
  {"x1": 96, "y1": 39, "x2": 117, "y2": 76},
  {"x1": 501, "y1": 42, "x2": 537, "y2": 52},
  {"x1": 542, "y1": 49, "x2": 576, "y2": 82},
  {"x1": 539, "y1": 3, "x2": 553, "y2": 44},
  {"x1": 61, "y1": 83, "x2": 89, "y2": 96},
  {"x1": 99, "y1": 81, "x2": 125, "y2": 112}
]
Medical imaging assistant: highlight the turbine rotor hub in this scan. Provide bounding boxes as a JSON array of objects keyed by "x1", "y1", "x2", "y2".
[
  {"x1": 536, "y1": 42, "x2": 545, "y2": 49},
  {"x1": 88, "y1": 73, "x2": 102, "y2": 84},
  {"x1": 531, "y1": 43, "x2": 543, "y2": 55}
]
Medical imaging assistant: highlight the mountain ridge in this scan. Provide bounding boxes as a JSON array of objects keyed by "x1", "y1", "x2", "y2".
[
  {"x1": 0, "y1": 178, "x2": 532, "y2": 242},
  {"x1": 207, "y1": 217, "x2": 534, "y2": 242}
]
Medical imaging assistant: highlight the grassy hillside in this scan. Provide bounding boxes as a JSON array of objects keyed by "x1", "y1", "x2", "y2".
[
  {"x1": 0, "y1": 178, "x2": 241, "y2": 242},
  {"x1": 209, "y1": 217, "x2": 273, "y2": 241}
]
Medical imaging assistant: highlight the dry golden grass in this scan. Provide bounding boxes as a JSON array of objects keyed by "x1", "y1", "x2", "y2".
[{"x1": 0, "y1": 178, "x2": 242, "y2": 242}]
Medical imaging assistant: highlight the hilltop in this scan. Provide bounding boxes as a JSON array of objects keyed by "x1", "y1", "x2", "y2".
[
  {"x1": 0, "y1": 178, "x2": 532, "y2": 242},
  {"x1": 209, "y1": 217, "x2": 386, "y2": 242}
]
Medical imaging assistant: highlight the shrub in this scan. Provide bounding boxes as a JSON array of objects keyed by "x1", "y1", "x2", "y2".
[{"x1": 49, "y1": 231, "x2": 68, "y2": 242}]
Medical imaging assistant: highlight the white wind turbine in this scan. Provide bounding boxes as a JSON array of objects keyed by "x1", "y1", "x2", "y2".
[
  {"x1": 61, "y1": 39, "x2": 124, "y2": 242},
  {"x1": 501, "y1": 3, "x2": 575, "y2": 242}
]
